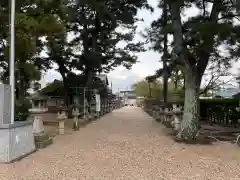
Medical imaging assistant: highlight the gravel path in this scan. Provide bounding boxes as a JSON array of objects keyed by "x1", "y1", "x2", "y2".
[{"x1": 1, "y1": 107, "x2": 240, "y2": 180}]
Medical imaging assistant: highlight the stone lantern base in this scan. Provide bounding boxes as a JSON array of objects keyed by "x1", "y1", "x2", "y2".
[{"x1": 34, "y1": 133, "x2": 53, "y2": 149}]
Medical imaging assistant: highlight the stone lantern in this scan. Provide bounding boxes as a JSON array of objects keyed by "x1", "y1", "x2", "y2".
[
  {"x1": 171, "y1": 103, "x2": 183, "y2": 132},
  {"x1": 164, "y1": 104, "x2": 173, "y2": 127},
  {"x1": 28, "y1": 106, "x2": 53, "y2": 149},
  {"x1": 28, "y1": 96, "x2": 48, "y2": 135}
]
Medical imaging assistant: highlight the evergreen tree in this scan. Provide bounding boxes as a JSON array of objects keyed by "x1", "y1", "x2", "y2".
[
  {"x1": 68, "y1": 0, "x2": 150, "y2": 84},
  {"x1": 0, "y1": 0, "x2": 64, "y2": 99},
  {"x1": 147, "y1": 0, "x2": 240, "y2": 141}
]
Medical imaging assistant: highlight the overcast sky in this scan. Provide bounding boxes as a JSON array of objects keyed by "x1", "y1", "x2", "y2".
[{"x1": 40, "y1": 0, "x2": 240, "y2": 93}]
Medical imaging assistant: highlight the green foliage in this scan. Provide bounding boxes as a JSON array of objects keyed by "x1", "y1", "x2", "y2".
[
  {"x1": 15, "y1": 98, "x2": 31, "y2": 121},
  {"x1": 40, "y1": 73, "x2": 109, "y2": 97},
  {"x1": 146, "y1": 0, "x2": 240, "y2": 83},
  {"x1": 0, "y1": 0, "x2": 149, "y2": 107},
  {"x1": 68, "y1": 0, "x2": 149, "y2": 74},
  {"x1": 0, "y1": 0, "x2": 64, "y2": 98},
  {"x1": 132, "y1": 79, "x2": 184, "y2": 100}
]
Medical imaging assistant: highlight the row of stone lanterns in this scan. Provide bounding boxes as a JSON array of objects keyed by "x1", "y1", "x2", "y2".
[
  {"x1": 28, "y1": 93, "x2": 116, "y2": 149},
  {"x1": 146, "y1": 102, "x2": 184, "y2": 132}
]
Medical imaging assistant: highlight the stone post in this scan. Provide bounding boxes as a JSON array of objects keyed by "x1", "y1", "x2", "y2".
[
  {"x1": 57, "y1": 107, "x2": 67, "y2": 135},
  {"x1": 72, "y1": 107, "x2": 80, "y2": 131},
  {"x1": 164, "y1": 105, "x2": 173, "y2": 128},
  {"x1": 159, "y1": 107, "x2": 165, "y2": 123},
  {"x1": 156, "y1": 106, "x2": 165, "y2": 122},
  {"x1": 152, "y1": 106, "x2": 157, "y2": 119},
  {"x1": 171, "y1": 103, "x2": 183, "y2": 133}
]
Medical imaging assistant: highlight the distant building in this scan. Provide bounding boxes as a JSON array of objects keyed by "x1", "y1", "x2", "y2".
[
  {"x1": 29, "y1": 74, "x2": 110, "y2": 112},
  {"x1": 214, "y1": 85, "x2": 238, "y2": 98}
]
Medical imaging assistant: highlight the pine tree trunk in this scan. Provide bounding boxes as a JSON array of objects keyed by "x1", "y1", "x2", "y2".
[
  {"x1": 163, "y1": 74, "x2": 168, "y2": 102},
  {"x1": 162, "y1": 0, "x2": 168, "y2": 103},
  {"x1": 176, "y1": 71, "x2": 200, "y2": 141}
]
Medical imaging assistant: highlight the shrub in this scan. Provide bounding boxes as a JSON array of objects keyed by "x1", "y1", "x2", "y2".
[
  {"x1": 143, "y1": 97, "x2": 240, "y2": 126},
  {"x1": 200, "y1": 98, "x2": 240, "y2": 126},
  {"x1": 15, "y1": 98, "x2": 31, "y2": 121}
]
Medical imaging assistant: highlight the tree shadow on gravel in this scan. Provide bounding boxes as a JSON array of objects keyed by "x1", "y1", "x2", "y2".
[
  {"x1": 158, "y1": 126, "x2": 215, "y2": 145},
  {"x1": 173, "y1": 135, "x2": 214, "y2": 145}
]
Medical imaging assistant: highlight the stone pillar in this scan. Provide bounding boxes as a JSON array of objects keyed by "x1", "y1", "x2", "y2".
[
  {"x1": 159, "y1": 107, "x2": 165, "y2": 123},
  {"x1": 155, "y1": 106, "x2": 164, "y2": 122},
  {"x1": 152, "y1": 106, "x2": 157, "y2": 119},
  {"x1": 72, "y1": 107, "x2": 80, "y2": 131}
]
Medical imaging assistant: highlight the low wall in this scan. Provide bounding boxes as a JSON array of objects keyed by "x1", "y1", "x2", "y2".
[{"x1": 0, "y1": 122, "x2": 35, "y2": 163}]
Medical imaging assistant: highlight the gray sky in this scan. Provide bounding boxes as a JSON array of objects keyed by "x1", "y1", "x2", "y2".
[{"x1": 40, "y1": 0, "x2": 240, "y2": 92}]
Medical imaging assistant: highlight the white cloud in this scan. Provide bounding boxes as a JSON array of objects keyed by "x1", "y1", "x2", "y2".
[{"x1": 40, "y1": 70, "x2": 61, "y2": 88}]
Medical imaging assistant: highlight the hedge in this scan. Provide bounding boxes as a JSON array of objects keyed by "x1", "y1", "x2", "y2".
[
  {"x1": 200, "y1": 99, "x2": 240, "y2": 126},
  {"x1": 143, "y1": 98, "x2": 240, "y2": 126},
  {"x1": 15, "y1": 98, "x2": 31, "y2": 121}
]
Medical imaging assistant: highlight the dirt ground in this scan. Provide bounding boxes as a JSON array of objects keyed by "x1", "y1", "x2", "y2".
[{"x1": 0, "y1": 107, "x2": 240, "y2": 180}]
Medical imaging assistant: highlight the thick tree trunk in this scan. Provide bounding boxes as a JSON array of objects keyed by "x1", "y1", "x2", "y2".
[
  {"x1": 86, "y1": 69, "x2": 94, "y2": 105},
  {"x1": 162, "y1": 0, "x2": 168, "y2": 103},
  {"x1": 148, "y1": 82, "x2": 152, "y2": 97},
  {"x1": 176, "y1": 71, "x2": 201, "y2": 140},
  {"x1": 163, "y1": 74, "x2": 168, "y2": 102}
]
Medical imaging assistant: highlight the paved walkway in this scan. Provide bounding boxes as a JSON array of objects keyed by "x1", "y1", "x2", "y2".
[{"x1": 1, "y1": 107, "x2": 240, "y2": 180}]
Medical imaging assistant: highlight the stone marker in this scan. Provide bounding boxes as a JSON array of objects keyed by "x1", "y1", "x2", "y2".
[{"x1": 0, "y1": 84, "x2": 35, "y2": 163}]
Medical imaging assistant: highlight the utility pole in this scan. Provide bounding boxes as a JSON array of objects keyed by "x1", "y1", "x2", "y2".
[{"x1": 10, "y1": 0, "x2": 16, "y2": 124}]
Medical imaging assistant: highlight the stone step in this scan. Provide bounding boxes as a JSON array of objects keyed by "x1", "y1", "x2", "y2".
[{"x1": 35, "y1": 137, "x2": 53, "y2": 149}]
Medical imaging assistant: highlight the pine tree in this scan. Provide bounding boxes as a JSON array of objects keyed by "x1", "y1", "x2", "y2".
[{"x1": 147, "y1": 0, "x2": 240, "y2": 141}]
